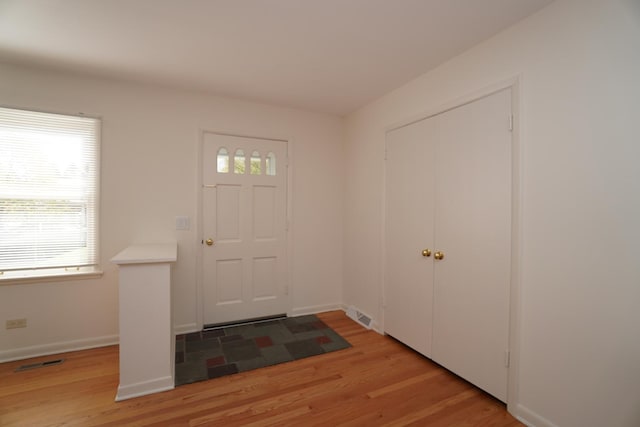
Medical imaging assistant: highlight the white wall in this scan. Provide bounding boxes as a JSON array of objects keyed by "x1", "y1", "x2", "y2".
[
  {"x1": 343, "y1": 1, "x2": 640, "y2": 426},
  {"x1": 0, "y1": 63, "x2": 344, "y2": 360}
]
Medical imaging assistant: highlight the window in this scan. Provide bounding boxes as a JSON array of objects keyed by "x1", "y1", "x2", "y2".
[
  {"x1": 266, "y1": 152, "x2": 276, "y2": 176},
  {"x1": 216, "y1": 147, "x2": 277, "y2": 177},
  {"x1": 0, "y1": 107, "x2": 100, "y2": 280},
  {"x1": 234, "y1": 149, "x2": 245, "y2": 174},
  {"x1": 250, "y1": 151, "x2": 261, "y2": 175},
  {"x1": 216, "y1": 147, "x2": 229, "y2": 173}
]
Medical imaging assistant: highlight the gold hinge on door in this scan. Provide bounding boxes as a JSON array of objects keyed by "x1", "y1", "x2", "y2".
[{"x1": 504, "y1": 349, "x2": 511, "y2": 368}]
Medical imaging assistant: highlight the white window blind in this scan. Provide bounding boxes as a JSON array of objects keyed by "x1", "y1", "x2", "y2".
[{"x1": 0, "y1": 107, "x2": 100, "y2": 277}]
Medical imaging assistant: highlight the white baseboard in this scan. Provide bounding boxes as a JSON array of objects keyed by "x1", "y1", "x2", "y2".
[
  {"x1": 514, "y1": 403, "x2": 559, "y2": 427},
  {"x1": 290, "y1": 303, "x2": 345, "y2": 317},
  {"x1": 0, "y1": 334, "x2": 119, "y2": 363},
  {"x1": 115, "y1": 376, "x2": 174, "y2": 401}
]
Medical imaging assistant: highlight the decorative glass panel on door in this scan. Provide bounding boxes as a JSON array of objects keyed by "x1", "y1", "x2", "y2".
[
  {"x1": 250, "y1": 151, "x2": 261, "y2": 175},
  {"x1": 217, "y1": 148, "x2": 229, "y2": 173},
  {"x1": 266, "y1": 152, "x2": 276, "y2": 176},
  {"x1": 234, "y1": 149, "x2": 245, "y2": 174}
]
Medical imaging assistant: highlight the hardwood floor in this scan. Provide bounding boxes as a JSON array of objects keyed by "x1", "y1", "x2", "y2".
[{"x1": 0, "y1": 311, "x2": 522, "y2": 426}]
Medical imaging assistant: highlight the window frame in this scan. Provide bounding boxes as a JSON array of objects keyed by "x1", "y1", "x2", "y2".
[{"x1": 0, "y1": 106, "x2": 102, "y2": 284}]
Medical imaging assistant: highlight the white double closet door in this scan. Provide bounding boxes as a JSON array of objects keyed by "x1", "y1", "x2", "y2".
[{"x1": 384, "y1": 88, "x2": 512, "y2": 402}]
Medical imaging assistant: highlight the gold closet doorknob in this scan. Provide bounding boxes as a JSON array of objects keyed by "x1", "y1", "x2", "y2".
[
  {"x1": 422, "y1": 249, "x2": 432, "y2": 257},
  {"x1": 434, "y1": 251, "x2": 444, "y2": 260},
  {"x1": 205, "y1": 238, "x2": 214, "y2": 246}
]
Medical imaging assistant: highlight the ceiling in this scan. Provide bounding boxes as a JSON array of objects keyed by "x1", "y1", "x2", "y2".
[{"x1": 0, "y1": 0, "x2": 553, "y2": 115}]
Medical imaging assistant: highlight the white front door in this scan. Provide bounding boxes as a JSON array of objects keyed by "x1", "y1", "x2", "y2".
[{"x1": 201, "y1": 132, "x2": 288, "y2": 325}]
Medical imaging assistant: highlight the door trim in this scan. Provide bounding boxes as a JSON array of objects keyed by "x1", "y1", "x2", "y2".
[
  {"x1": 380, "y1": 76, "x2": 523, "y2": 412},
  {"x1": 195, "y1": 129, "x2": 294, "y2": 331}
]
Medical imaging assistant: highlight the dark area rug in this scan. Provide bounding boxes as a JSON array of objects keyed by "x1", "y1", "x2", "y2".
[{"x1": 175, "y1": 314, "x2": 351, "y2": 386}]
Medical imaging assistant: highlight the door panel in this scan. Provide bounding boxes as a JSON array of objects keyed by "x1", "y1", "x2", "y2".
[
  {"x1": 252, "y1": 257, "x2": 277, "y2": 300},
  {"x1": 202, "y1": 133, "x2": 288, "y2": 325},
  {"x1": 384, "y1": 117, "x2": 436, "y2": 357},
  {"x1": 216, "y1": 185, "x2": 241, "y2": 241},
  {"x1": 253, "y1": 185, "x2": 276, "y2": 239},
  {"x1": 216, "y1": 259, "x2": 243, "y2": 304},
  {"x1": 432, "y1": 89, "x2": 512, "y2": 402}
]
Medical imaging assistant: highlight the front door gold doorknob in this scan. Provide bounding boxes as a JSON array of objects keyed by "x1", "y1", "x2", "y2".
[
  {"x1": 434, "y1": 251, "x2": 444, "y2": 260},
  {"x1": 205, "y1": 238, "x2": 214, "y2": 246},
  {"x1": 422, "y1": 249, "x2": 432, "y2": 257}
]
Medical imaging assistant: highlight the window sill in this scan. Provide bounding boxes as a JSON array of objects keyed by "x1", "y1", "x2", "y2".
[{"x1": 0, "y1": 269, "x2": 103, "y2": 285}]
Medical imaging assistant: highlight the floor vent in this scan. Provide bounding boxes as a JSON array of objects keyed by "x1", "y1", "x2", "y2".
[
  {"x1": 346, "y1": 306, "x2": 373, "y2": 329},
  {"x1": 15, "y1": 358, "x2": 65, "y2": 372}
]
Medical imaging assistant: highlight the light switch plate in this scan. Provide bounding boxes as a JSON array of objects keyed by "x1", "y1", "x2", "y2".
[{"x1": 175, "y1": 216, "x2": 190, "y2": 230}]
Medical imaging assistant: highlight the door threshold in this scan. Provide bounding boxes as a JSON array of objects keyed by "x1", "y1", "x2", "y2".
[{"x1": 203, "y1": 313, "x2": 287, "y2": 331}]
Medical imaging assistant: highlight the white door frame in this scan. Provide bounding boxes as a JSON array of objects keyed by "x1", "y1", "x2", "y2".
[
  {"x1": 195, "y1": 129, "x2": 294, "y2": 329},
  {"x1": 380, "y1": 76, "x2": 523, "y2": 412}
]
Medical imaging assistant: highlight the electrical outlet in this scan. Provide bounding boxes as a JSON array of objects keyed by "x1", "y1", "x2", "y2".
[{"x1": 6, "y1": 318, "x2": 27, "y2": 329}]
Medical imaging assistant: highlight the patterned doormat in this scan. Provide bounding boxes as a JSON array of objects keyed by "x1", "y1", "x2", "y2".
[{"x1": 175, "y1": 314, "x2": 351, "y2": 386}]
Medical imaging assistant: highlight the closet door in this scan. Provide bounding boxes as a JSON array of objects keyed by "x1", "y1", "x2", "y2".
[
  {"x1": 384, "y1": 88, "x2": 512, "y2": 402},
  {"x1": 432, "y1": 88, "x2": 512, "y2": 402},
  {"x1": 384, "y1": 116, "x2": 436, "y2": 357}
]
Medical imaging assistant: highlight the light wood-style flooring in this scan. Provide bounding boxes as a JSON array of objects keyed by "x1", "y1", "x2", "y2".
[{"x1": 0, "y1": 311, "x2": 522, "y2": 426}]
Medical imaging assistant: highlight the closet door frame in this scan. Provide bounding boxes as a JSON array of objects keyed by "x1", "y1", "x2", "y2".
[{"x1": 380, "y1": 77, "x2": 523, "y2": 412}]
